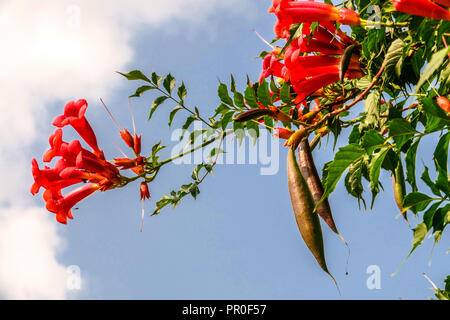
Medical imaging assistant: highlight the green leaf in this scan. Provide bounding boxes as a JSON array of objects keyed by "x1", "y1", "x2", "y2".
[
  {"x1": 218, "y1": 83, "x2": 234, "y2": 106},
  {"x1": 221, "y1": 111, "x2": 235, "y2": 130},
  {"x1": 257, "y1": 79, "x2": 272, "y2": 107},
  {"x1": 151, "y1": 72, "x2": 163, "y2": 86},
  {"x1": 213, "y1": 103, "x2": 230, "y2": 118},
  {"x1": 445, "y1": 276, "x2": 450, "y2": 292},
  {"x1": 189, "y1": 183, "x2": 200, "y2": 199},
  {"x1": 280, "y1": 83, "x2": 291, "y2": 103},
  {"x1": 148, "y1": 96, "x2": 169, "y2": 121},
  {"x1": 117, "y1": 70, "x2": 151, "y2": 83},
  {"x1": 244, "y1": 85, "x2": 258, "y2": 108},
  {"x1": 405, "y1": 138, "x2": 420, "y2": 191},
  {"x1": 188, "y1": 129, "x2": 207, "y2": 147},
  {"x1": 369, "y1": 147, "x2": 391, "y2": 191},
  {"x1": 388, "y1": 118, "x2": 416, "y2": 150},
  {"x1": 348, "y1": 126, "x2": 361, "y2": 144},
  {"x1": 264, "y1": 116, "x2": 274, "y2": 133},
  {"x1": 230, "y1": 74, "x2": 237, "y2": 93},
  {"x1": 434, "y1": 132, "x2": 449, "y2": 172},
  {"x1": 233, "y1": 91, "x2": 246, "y2": 108},
  {"x1": 361, "y1": 129, "x2": 386, "y2": 154},
  {"x1": 359, "y1": 90, "x2": 380, "y2": 130},
  {"x1": 388, "y1": 118, "x2": 417, "y2": 137},
  {"x1": 411, "y1": 222, "x2": 428, "y2": 252},
  {"x1": 177, "y1": 82, "x2": 187, "y2": 101},
  {"x1": 320, "y1": 144, "x2": 365, "y2": 205},
  {"x1": 168, "y1": 106, "x2": 182, "y2": 127},
  {"x1": 233, "y1": 121, "x2": 245, "y2": 146},
  {"x1": 246, "y1": 120, "x2": 259, "y2": 144},
  {"x1": 402, "y1": 192, "x2": 434, "y2": 212},
  {"x1": 209, "y1": 147, "x2": 224, "y2": 161},
  {"x1": 129, "y1": 85, "x2": 156, "y2": 97},
  {"x1": 423, "y1": 202, "x2": 440, "y2": 229},
  {"x1": 163, "y1": 74, "x2": 176, "y2": 94},
  {"x1": 415, "y1": 47, "x2": 450, "y2": 93},
  {"x1": 382, "y1": 39, "x2": 405, "y2": 73},
  {"x1": 182, "y1": 115, "x2": 196, "y2": 130},
  {"x1": 345, "y1": 159, "x2": 366, "y2": 207},
  {"x1": 421, "y1": 166, "x2": 442, "y2": 197},
  {"x1": 432, "y1": 205, "x2": 450, "y2": 234}
]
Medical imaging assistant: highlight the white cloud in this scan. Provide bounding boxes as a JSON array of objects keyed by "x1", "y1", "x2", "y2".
[
  {"x1": 0, "y1": 207, "x2": 69, "y2": 299},
  {"x1": 0, "y1": 0, "x2": 253, "y2": 299}
]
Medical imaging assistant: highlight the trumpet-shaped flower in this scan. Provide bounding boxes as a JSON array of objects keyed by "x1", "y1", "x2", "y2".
[
  {"x1": 52, "y1": 99, "x2": 103, "y2": 156},
  {"x1": 45, "y1": 184, "x2": 100, "y2": 224},
  {"x1": 393, "y1": 0, "x2": 450, "y2": 21}
]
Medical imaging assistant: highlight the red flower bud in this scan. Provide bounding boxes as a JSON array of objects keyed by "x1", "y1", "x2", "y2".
[
  {"x1": 274, "y1": 127, "x2": 294, "y2": 140},
  {"x1": 140, "y1": 182, "x2": 150, "y2": 200},
  {"x1": 133, "y1": 134, "x2": 142, "y2": 155},
  {"x1": 120, "y1": 128, "x2": 134, "y2": 149}
]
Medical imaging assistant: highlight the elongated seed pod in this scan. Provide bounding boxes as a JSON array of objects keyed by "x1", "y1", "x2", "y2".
[
  {"x1": 287, "y1": 147, "x2": 333, "y2": 277},
  {"x1": 233, "y1": 108, "x2": 273, "y2": 122},
  {"x1": 298, "y1": 140, "x2": 339, "y2": 234},
  {"x1": 393, "y1": 159, "x2": 408, "y2": 224},
  {"x1": 339, "y1": 44, "x2": 356, "y2": 82}
]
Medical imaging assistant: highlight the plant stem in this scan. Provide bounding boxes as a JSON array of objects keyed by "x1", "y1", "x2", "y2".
[{"x1": 154, "y1": 86, "x2": 214, "y2": 129}]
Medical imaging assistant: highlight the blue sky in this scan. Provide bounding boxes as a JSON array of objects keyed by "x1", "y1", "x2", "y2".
[{"x1": 0, "y1": 0, "x2": 448, "y2": 299}]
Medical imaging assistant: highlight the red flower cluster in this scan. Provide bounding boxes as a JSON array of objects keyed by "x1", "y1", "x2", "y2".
[
  {"x1": 269, "y1": 0, "x2": 360, "y2": 39},
  {"x1": 31, "y1": 99, "x2": 122, "y2": 224},
  {"x1": 393, "y1": 0, "x2": 450, "y2": 21},
  {"x1": 261, "y1": 16, "x2": 364, "y2": 103}
]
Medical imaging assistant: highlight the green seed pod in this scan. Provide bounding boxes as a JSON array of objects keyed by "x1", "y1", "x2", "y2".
[
  {"x1": 339, "y1": 44, "x2": 356, "y2": 82},
  {"x1": 233, "y1": 108, "x2": 273, "y2": 122},
  {"x1": 287, "y1": 146, "x2": 336, "y2": 283},
  {"x1": 393, "y1": 159, "x2": 408, "y2": 224}
]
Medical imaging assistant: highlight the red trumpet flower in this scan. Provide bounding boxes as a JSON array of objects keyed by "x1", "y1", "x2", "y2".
[
  {"x1": 45, "y1": 184, "x2": 100, "y2": 224},
  {"x1": 52, "y1": 99, "x2": 103, "y2": 157},
  {"x1": 393, "y1": 0, "x2": 450, "y2": 21},
  {"x1": 271, "y1": 0, "x2": 360, "y2": 38},
  {"x1": 31, "y1": 158, "x2": 82, "y2": 195},
  {"x1": 259, "y1": 52, "x2": 286, "y2": 83}
]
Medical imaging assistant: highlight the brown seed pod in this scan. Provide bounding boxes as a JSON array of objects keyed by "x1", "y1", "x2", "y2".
[
  {"x1": 287, "y1": 146, "x2": 338, "y2": 286},
  {"x1": 298, "y1": 140, "x2": 339, "y2": 234},
  {"x1": 233, "y1": 108, "x2": 273, "y2": 122}
]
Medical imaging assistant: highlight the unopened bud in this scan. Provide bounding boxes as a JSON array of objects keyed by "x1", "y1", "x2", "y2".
[
  {"x1": 140, "y1": 182, "x2": 150, "y2": 200},
  {"x1": 120, "y1": 129, "x2": 134, "y2": 149}
]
